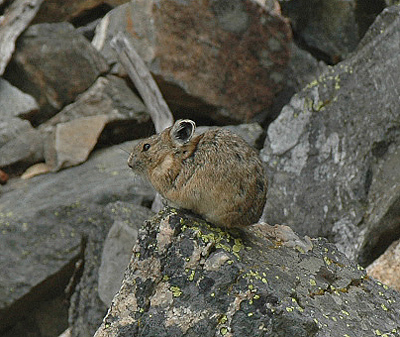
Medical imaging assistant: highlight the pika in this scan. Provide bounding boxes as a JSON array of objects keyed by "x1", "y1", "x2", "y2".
[{"x1": 128, "y1": 119, "x2": 268, "y2": 228}]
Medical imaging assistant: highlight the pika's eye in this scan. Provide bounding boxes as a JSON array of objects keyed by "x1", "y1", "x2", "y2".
[{"x1": 143, "y1": 143, "x2": 151, "y2": 151}]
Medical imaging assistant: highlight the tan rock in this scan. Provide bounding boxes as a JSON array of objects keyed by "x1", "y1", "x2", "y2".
[
  {"x1": 367, "y1": 239, "x2": 400, "y2": 291},
  {"x1": 51, "y1": 115, "x2": 108, "y2": 170},
  {"x1": 21, "y1": 163, "x2": 51, "y2": 180}
]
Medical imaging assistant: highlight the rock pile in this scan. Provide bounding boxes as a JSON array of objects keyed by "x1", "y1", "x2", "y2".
[{"x1": 0, "y1": 1, "x2": 399, "y2": 337}]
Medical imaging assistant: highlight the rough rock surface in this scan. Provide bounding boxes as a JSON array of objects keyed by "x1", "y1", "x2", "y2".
[
  {"x1": 94, "y1": 208, "x2": 400, "y2": 337},
  {"x1": 0, "y1": 78, "x2": 39, "y2": 119},
  {"x1": 367, "y1": 239, "x2": 400, "y2": 292},
  {"x1": 98, "y1": 202, "x2": 154, "y2": 307},
  {"x1": 0, "y1": 78, "x2": 42, "y2": 170},
  {"x1": 69, "y1": 202, "x2": 153, "y2": 337},
  {"x1": 279, "y1": 0, "x2": 385, "y2": 63},
  {"x1": 93, "y1": 0, "x2": 292, "y2": 123},
  {"x1": 0, "y1": 126, "x2": 44, "y2": 170},
  {"x1": 4, "y1": 22, "x2": 108, "y2": 125},
  {"x1": 0, "y1": 117, "x2": 33, "y2": 149},
  {"x1": 0, "y1": 140, "x2": 155, "y2": 335},
  {"x1": 269, "y1": 42, "x2": 326, "y2": 122},
  {"x1": 44, "y1": 75, "x2": 151, "y2": 144},
  {"x1": 261, "y1": 7, "x2": 400, "y2": 265}
]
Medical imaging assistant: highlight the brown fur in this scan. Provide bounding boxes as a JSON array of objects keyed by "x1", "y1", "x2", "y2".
[{"x1": 128, "y1": 120, "x2": 268, "y2": 228}]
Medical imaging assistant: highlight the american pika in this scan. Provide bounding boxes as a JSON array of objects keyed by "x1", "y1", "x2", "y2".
[{"x1": 128, "y1": 119, "x2": 267, "y2": 228}]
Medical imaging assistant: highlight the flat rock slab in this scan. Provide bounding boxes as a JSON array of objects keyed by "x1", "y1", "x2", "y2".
[
  {"x1": 93, "y1": 0, "x2": 292, "y2": 123},
  {"x1": 94, "y1": 208, "x2": 400, "y2": 337}
]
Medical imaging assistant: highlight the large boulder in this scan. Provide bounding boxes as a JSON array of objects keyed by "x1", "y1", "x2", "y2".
[
  {"x1": 260, "y1": 6, "x2": 400, "y2": 265},
  {"x1": 94, "y1": 208, "x2": 400, "y2": 337},
  {"x1": 4, "y1": 22, "x2": 109, "y2": 125},
  {"x1": 92, "y1": 0, "x2": 292, "y2": 123}
]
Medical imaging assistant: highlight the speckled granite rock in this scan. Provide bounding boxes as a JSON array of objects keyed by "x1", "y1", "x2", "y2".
[{"x1": 94, "y1": 208, "x2": 400, "y2": 337}]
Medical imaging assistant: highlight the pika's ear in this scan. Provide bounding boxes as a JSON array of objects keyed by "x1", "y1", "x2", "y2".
[{"x1": 170, "y1": 119, "x2": 196, "y2": 146}]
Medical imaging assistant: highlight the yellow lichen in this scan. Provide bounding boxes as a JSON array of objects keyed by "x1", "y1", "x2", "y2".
[
  {"x1": 170, "y1": 286, "x2": 182, "y2": 297},
  {"x1": 220, "y1": 327, "x2": 228, "y2": 335},
  {"x1": 188, "y1": 270, "x2": 195, "y2": 281}
]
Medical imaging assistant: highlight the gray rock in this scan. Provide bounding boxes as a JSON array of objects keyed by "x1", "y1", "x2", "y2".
[
  {"x1": 98, "y1": 202, "x2": 154, "y2": 307},
  {"x1": 196, "y1": 123, "x2": 265, "y2": 149},
  {"x1": 279, "y1": 0, "x2": 383, "y2": 63},
  {"x1": 356, "y1": 5, "x2": 400, "y2": 51},
  {"x1": 0, "y1": 78, "x2": 41, "y2": 169},
  {"x1": 68, "y1": 202, "x2": 153, "y2": 337},
  {"x1": 0, "y1": 139, "x2": 155, "y2": 212},
  {"x1": 0, "y1": 127, "x2": 44, "y2": 169},
  {"x1": 4, "y1": 22, "x2": 109, "y2": 125},
  {"x1": 269, "y1": 42, "x2": 327, "y2": 121},
  {"x1": 0, "y1": 78, "x2": 39, "y2": 119},
  {"x1": 0, "y1": 140, "x2": 155, "y2": 335},
  {"x1": 93, "y1": 208, "x2": 400, "y2": 337},
  {"x1": 0, "y1": 117, "x2": 32, "y2": 148},
  {"x1": 93, "y1": 0, "x2": 292, "y2": 123},
  {"x1": 386, "y1": 0, "x2": 400, "y2": 6},
  {"x1": 0, "y1": 201, "x2": 93, "y2": 334},
  {"x1": 260, "y1": 8, "x2": 400, "y2": 264}
]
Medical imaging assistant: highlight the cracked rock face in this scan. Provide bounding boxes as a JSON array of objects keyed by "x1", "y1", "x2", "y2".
[{"x1": 94, "y1": 208, "x2": 400, "y2": 337}]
